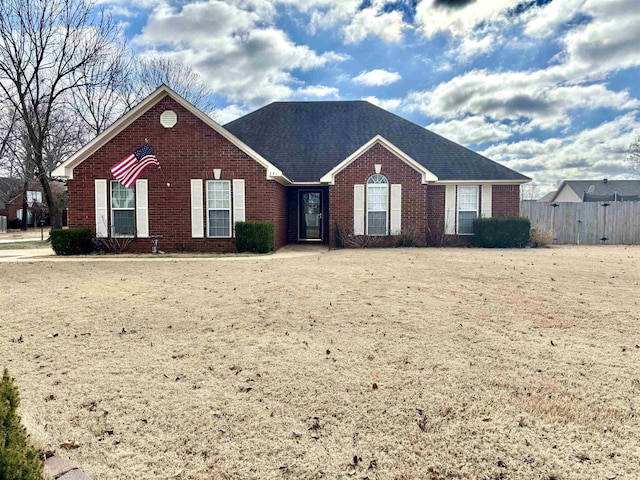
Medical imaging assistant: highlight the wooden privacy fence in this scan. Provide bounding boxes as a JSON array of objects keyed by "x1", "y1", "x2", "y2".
[{"x1": 520, "y1": 200, "x2": 640, "y2": 245}]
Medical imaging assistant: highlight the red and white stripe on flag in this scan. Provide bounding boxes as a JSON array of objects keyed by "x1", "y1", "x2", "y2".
[{"x1": 110, "y1": 144, "x2": 159, "y2": 188}]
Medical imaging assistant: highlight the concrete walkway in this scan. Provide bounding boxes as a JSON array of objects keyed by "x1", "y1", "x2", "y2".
[
  {"x1": 0, "y1": 244, "x2": 329, "y2": 263},
  {"x1": 0, "y1": 236, "x2": 44, "y2": 243}
]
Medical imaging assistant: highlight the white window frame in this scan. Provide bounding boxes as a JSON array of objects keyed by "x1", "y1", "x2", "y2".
[
  {"x1": 456, "y1": 186, "x2": 479, "y2": 235},
  {"x1": 26, "y1": 191, "x2": 42, "y2": 204},
  {"x1": 110, "y1": 180, "x2": 136, "y2": 238},
  {"x1": 366, "y1": 174, "x2": 389, "y2": 236},
  {"x1": 206, "y1": 180, "x2": 232, "y2": 238}
]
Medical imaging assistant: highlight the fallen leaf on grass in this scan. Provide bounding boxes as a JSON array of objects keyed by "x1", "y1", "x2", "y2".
[{"x1": 60, "y1": 440, "x2": 80, "y2": 450}]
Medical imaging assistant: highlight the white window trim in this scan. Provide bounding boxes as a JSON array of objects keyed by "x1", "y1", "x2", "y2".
[
  {"x1": 366, "y1": 174, "x2": 389, "y2": 236},
  {"x1": 206, "y1": 180, "x2": 232, "y2": 238},
  {"x1": 110, "y1": 180, "x2": 136, "y2": 238},
  {"x1": 456, "y1": 185, "x2": 479, "y2": 235}
]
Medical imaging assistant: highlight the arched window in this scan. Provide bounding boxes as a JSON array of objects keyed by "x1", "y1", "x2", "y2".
[{"x1": 367, "y1": 174, "x2": 388, "y2": 235}]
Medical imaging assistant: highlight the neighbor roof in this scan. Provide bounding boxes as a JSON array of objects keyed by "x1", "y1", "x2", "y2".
[
  {"x1": 225, "y1": 101, "x2": 530, "y2": 183},
  {"x1": 554, "y1": 180, "x2": 640, "y2": 202},
  {"x1": 0, "y1": 177, "x2": 21, "y2": 206}
]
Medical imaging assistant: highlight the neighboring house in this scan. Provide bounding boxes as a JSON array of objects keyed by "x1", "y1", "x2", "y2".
[
  {"x1": 0, "y1": 177, "x2": 21, "y2": 218},
  {"x1": 536, "y1": 191, "x2": 556, "y2": 202},
  {"x1": 53, "y1": 85, "x2": 530, "y2": 252},
  {"x1": 548, "y1": 179, "x2": 640, "y2": 203},
  {"x1": 0, "y1": 178, "x2": 45, "y2": 225}
]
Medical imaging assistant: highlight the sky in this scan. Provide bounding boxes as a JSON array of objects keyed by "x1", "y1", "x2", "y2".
[{"x1": 100, "y1": 0, "x2": 640, "y2": 194}]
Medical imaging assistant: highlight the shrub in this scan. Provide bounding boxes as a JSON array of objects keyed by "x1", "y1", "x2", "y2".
[
  {"x1": 473, "y1": 217, "x2": 530, "y2": 248},
  {"x1": 334, "y1": 223, "x2": 344, "y2": 248},
  {"x1": 530, "y1": 228, "x2": 554, "y2": 248},
  {"x1": 100, "y1": 236, "x2": 134, "y2": 254},
  {"x1": 393, "y1": 227, "x2": 423, "y2": 247},
  {"x1": 235, "y1": 221, "x2": 274, "y2": 253},
  {"x1": 0, "y1": 370, "x2": 43, "y2": 480},
  {"x1": 337, "y1": 230, "x2": 382, "y2": 248},
  {"x1": 50, "y1": 228, "x2": 93, "y2": 255},
  {"x1": 8, "y1": 218, "x2": 22, "y2": 230}
]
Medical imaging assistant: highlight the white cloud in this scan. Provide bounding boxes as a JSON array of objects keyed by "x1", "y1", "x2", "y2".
[
  {"x1": 133, "y1": 0, "x2": 346, "y2": 105},
  {"x1": 352, "y1": 69, "x2": 401, "y2": 86},
  {"x1": 426, "y1": 116, "x2": 514, "y2": 145},
  {"x1": 481, "y1": 113, "x2": 640, "y2": 187},
  {"x1": 415, "y1": 0, "x2": 514, "y2": 38},
  {"x1": 215, "y1": 104, "x2": 251, "y2": 124},
  {"x1": 343, "y1": 7, "x2": 406, "y2": 44},
  {"x1": 406, "y1": 69, "x2": 639, "y2": 130},
  {"x1": 296, "y1": 85, "x2": 339, "y2": 97},
  {"x1": 361, "y1": 96, "x2": 402, "y2": 111},
  {"x1": 307, "y1": 0, "x2": 408, "y2": 44},
  {"x1": 561, "y1": 0, "x2": 640, "y2": 77},
  {"x1": 523, "y1": 0, "x2": 586, "y2": 38},
  {"x1": 450, "y1": 32, "x2": 502, "y2": 61}
]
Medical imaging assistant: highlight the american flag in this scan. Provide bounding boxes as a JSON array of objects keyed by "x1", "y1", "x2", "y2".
[{"x1": 111, "y1": 143, "x2": 159, "y2": 188}]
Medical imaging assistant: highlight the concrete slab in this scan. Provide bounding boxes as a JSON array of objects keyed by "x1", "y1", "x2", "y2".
[
  {"x1": 44, "y1": 456, "x2": 75, "y2": 478},
  {"x1": 58, "y1": 470, "x2": 92, "y2": 480}
]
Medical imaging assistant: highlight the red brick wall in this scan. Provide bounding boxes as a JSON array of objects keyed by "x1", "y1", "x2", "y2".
[
  {"x1": 69, "y1": 95, "x2": 287, "y2": 252},
  {"x1": 426, "y1": 185, "x2": 445, "y2": 244},
  {"x1": 329, "y1": 143, "x2": 427, "y2": 247},
  {"x1": 493, "y1": 185, "x2": 520, "y2": 217}
]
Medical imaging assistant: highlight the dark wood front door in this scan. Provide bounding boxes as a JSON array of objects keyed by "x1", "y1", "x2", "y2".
[{"x1": 299, "y1": 191, "x2": 322, "y2": 241}]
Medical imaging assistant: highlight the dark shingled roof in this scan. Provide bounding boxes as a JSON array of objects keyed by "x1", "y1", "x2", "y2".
[
  {"x1": 563, "y1": 180, "x2": 640, "y2": 201},
  {"x1": 225, "y1": 101, "x2": 529, "y2": 183},
  {"x1": 0, "y1": 177, "x2": 21, "y2": 206}
]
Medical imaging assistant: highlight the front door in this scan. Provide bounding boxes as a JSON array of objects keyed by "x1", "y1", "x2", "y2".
[{"x1": 299, "y1": 191, "x2": 322, "y2": 241}]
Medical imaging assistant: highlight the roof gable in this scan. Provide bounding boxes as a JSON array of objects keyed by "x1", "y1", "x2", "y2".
[
  {"x1": 52, "y1": 85, "x2": 287, "y2": 182},
  {"x1": 225, "y1": 101, "x2": 530, "y2": 183},
  {"x1": 320, "y1": 135, "x2": 438, "y2": 184}
]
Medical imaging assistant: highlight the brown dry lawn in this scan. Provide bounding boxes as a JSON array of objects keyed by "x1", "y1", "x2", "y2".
[{"x1": 1, "y1": 246, "x2": 639, "y2": 480}]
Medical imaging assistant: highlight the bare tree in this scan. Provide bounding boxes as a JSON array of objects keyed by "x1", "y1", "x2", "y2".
[
  {"x1": 0, "y1": 0, "x2": 122, "y2": 229},
  {"x1": 70, "y1": 46, "x2": 128, "y2": 138},
  {"x1": 123, "y1": 56, "x2": 216, "y2": 114},
  {"x1": 520, "y1": 182, "x2": 541, "y2": 200},
  {"x1": 628, "y1": 135, "x2": 640, "y2": 176}
]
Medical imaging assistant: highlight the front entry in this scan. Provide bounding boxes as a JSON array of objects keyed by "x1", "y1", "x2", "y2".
[{"x1": 299, "y1": 191, "x2": 323, "y2": 241}]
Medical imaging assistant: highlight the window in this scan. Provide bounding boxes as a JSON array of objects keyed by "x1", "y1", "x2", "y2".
[
  {"x1": 367, "y1": 174, "x2": 388, "y2": 235},
  {"x1": 26, "y1": 191, "x2": 42, "y2": 204},
  {"x1": 206, "y1": 181, "x2": 231, "y2": 237},
  {"x1": 457, "y1": 186, "x2": 478, "y2": 235},
  {"x1": 111, "y1": 181, "x2": 135, "y2": 236}
]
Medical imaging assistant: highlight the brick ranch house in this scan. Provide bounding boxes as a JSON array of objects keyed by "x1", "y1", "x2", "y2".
[{"x1": 53, "y1": 85, "x2": 530, "y2": 252}]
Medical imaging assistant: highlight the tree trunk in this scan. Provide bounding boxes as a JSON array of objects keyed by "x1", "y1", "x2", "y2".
[
  {"x1": 20, "y1": 180, "x2": 28, "y2": 231},
  {"x1": 39, "y1": 176, "x2": 62, "y2": 230}
]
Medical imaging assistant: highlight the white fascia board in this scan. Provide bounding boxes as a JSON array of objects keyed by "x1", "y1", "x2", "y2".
[
  {"x1": 319, "y1": 135, "x2": 438, "y2": 185},
  {"x1": 52, "y1": 85, "x2": 286, "y2": 183},
  {"x1": 434, "y1": 179, "x2": 531, "y2": 185}
]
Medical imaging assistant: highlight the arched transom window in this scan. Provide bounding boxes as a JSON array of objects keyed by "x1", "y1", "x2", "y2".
[{"x1": 367, "y1": 174, "x2": 388, "y2": 235}]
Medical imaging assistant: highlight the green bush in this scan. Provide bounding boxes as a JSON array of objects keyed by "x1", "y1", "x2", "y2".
[
  {"x1": 334, "y1": 223, "x2": 344, "y2": 248},
  {"x1": 50, "y1": 228, "x2": 93, "y2": 255},
  {"x1": 0, "y1": 370, "x2": 43, "y2": 480},
  {"x1": 235, "y1": 221, "x2": 274, "y2": 253},
  {"x1": 473, "y1": 217, "x2": 530, "y2": 248}
]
